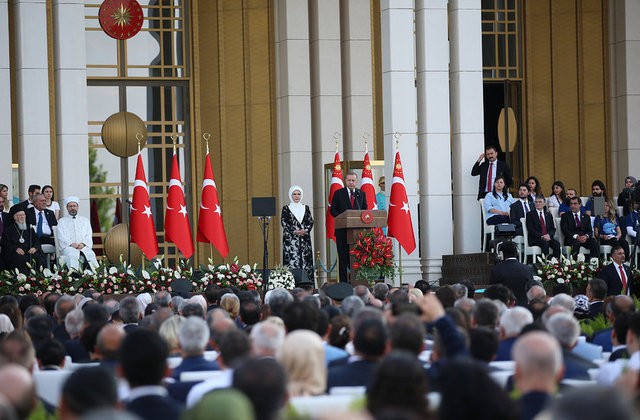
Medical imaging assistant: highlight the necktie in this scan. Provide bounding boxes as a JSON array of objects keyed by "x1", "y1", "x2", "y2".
[
  {"x1": 0, "y1": 214, "x2": 3, "y2": 237},
  {"x1": 574, "y1": 213, "x2": 581, "y2": 228},
  {"x1": 524, "y1": 201, "x2": 529, "y2": 213},
  {"x1": 539, "y1": 212, "x2": 547, "y2": 236},
  {"x1": 486, "y1": 162, "x2": 493, "y2": 192},
  {"x1": 37, "y1": 212, "x2": 43, "y2": 237},
  {"x1": 619, "y1": 265, "x2": 628, "y2": 290},
  {"x1": 349, "y1": 190, "x2": 355, "y2": 208}
]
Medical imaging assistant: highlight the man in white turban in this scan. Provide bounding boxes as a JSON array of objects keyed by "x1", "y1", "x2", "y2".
[{"x1": 56, "y1": 197, "x2": 98, "y2": 270}]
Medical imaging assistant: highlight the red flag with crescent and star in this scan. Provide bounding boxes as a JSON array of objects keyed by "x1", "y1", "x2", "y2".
[
  {"x1": 164, "y1": 151, "x2": 194, "y2": 258},
  {"x1": 130, "y1": 153, "x2": 159, "y2": 259},
  {"x1": 360, "y1": 150, "x2": 377, "y2": 210},
  {"x1": 326, "y1": 151, "x2": 344, "y2": 242},
  {"x1": 387, "y1": 151, "x2": 416, "y2": 254},
  {"x1": 196, "y1": 153, "x2": 229, "y2": 258}
]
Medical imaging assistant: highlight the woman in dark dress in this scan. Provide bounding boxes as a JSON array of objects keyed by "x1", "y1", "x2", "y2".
[{"x1": 281, "y1": 186, "x2": 314, "y2": 283}]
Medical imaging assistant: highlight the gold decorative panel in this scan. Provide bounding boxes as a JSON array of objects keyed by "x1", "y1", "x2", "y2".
[
  {"x1": 523, "y1": 0, "x2": 609, "y2": 196},
  {"x1": 192, "y1": 0, "x2": 278, "y2": 264}
]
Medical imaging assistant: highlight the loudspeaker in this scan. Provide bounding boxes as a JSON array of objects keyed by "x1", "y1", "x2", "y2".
[
  {"x1": 290, "y1": 268, "x2": 310, "y2": 285},
  {"x1": 252, "y1": 197, "x2": 276, "y2": 217}
]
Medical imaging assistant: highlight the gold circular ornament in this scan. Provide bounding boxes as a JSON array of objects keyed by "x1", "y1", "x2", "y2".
[
  {"x1": 360, "y1": 210, "x2": 374, "y2": 224},
  {"x1": 101, "y1": 112, "x2": 147, "y2": 158},
  {"x1": 104, "y1": 223, "x2": 143, "y2": 267}
]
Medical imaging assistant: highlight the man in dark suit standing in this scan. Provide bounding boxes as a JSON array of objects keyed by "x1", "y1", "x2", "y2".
[
  {"x1": 490, "y1": 241, "x2": 533, "y2": 306},
  {"x1": 599, "y1": 245, "x2": 633, "y2": 296},
  {"x1": 26, "y1": 193, "x2": 57, "y2": 246},
  {"x1": 471, "y1": 145, "x2": 512, "y2": 200},
  {"x1": 526, "y1": 196, "x2": 561, "y2": 258},
  {"x1": 560, "y1": 196, "x2": 599, "y2": 258},
  {"x1": 121, "y1": 329, "x2": 183, "y2": 420},
  {"x1": 330, "y1": 171, "x2": 367, "y2": 283}
]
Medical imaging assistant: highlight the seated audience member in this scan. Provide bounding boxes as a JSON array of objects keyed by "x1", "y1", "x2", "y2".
[
  {"x1": 232, "y1": 358, "x2": 287, "y2": 420},
  {"x1": 496, "y1": 307, "x2": 533, "y2": 361},
  {"x1": 544, "y1": 312, "x2": 597, "y2": 380},
  {"x1": 547, "y1": 386, "x2": 635, "y2": 420},
  {"x1": 339, "y1": 295, "x2": 365, "y2": 318},
  {"x1": 366, "y1": 351, "x2": 431, "y2": 419},
  {"x1": 55, "y1": 197, "x2": 99, "y2": 270},
  {"x1": 36, "y1": 338, "x2": 66, "y2": 370},
  {"x1": 526, "y1": 176, "x2": 542, "y2": 202},
  {"x1": 277, "y1": 330, "x2": 326, "y2": 397},
  {"x1": 512, "y1": 331, "x2": 564, "y2": 420},
  {"x1": 0, "y1": 364, "x2": 39, "y2": 419},
  {"x1": 389, "y1": 313, "x2": 426, "y2": 358},
  {"x1": 594, "y1": 199, "x2": 630, "y2": 258},
  {"x1": 438, "y1": 359, "x2": 519, "y2": 420},
  {"x1": 59, "y1": 366, "x2": 118, "y2": 420},
  {"x1": 592, "y1": 295, "x2": 636, "y2": 352},
  {"x1": 53, "y1": 295, "x2": 75, "y2": 342},
  {"x1": 526, "y1": 283, "x2": 546, "y2": 303},
  {"x1": 434, "y1": 285, "x2": 456, "y2": 308},
  {"x1": 597, "y1": 312, "x2": 640, "y2": 385},
  {"x1": 171, "y1": 316, "x2": 219, "y2": 380},
  {"x1": 95, "y1": 324, "x2": 125, "y2": 370},
  {"x1": 328, "y1": 314, "x2": 351, "y2": 351},
  {"x1": 372, "y1": 282, "x2": 390, "y2": 303},
  {"x1": 483, "y1": 176, "x2": 515, "y2": 225},
  {"x1": 313, "y1": 311, "x2": 348, "y2": 365},
  {"x1": 219, "y1": 293, "x2": 240, "y2": 321},
  {"x1": 526, "y1": 196, "x2": 561, "y2": 258},
  {"x1": 469, "y1": 327, "x2": 499, "y2": 364},
  {"x1": 450, "y1": 283, "x2": 468, "y2": 300},
  {"x1": 618, "y1": 176, "x2": 637, "y2": 216},
  {"x1": 159, "y1": 315, "x2": 184, "y2": 356},
  {"x1": 560, "y1": 196, "x2": 599, "y2": 257},
  {"x1": 250, "y1": 320, "x2": 285, "y2": 358},
  {"x1": 120, "y1": 297, "x2": 142, "y2": 333},
  {"x1": 572, "y1": 294, "x2": 591, "y2": 320},
  {"x1": 489, "y1": 241, "x2": 533, "y2": 306},
  {"x1": 558, "y1": 188, "x2": 583, "y2": 216},
  {"x1": 453, "y1": 297, "x2": 475, "y2": 319},
  {"x1": 599, "y1": 246, "x2": 633, "y2": 296},
  {"x1": 471, "y1": 299, "x2": 499, "y2": 329},
  {"x1": 25, "y1": 193, "x2": 57, "y2": 246},
  {"x1": 64, "y1": 308, "x2": 90, "y2": 362},
  {"x1": 608, "y1": 312, "x2": 630, "y2": 361},
  {"x1": 120, "y1": 329, "x2": 183, "y2": 420},
  {"x1": 585, "y1": 179, "x2": 607, "y2": 217},
  {"x1": 624, "y1": 199, "x2": 640, "y2": 245},
  {"x1": 510, "y1": 183, "x2": 533, "y2": 236},
  {"x1": 586, "y1": 278, "x2": 607, "y2": 319},
  {"x1": 0, "y1": 210, "x2": 46, "y2": 273},
  {"x1": 547, "y1": 180, "x2": 566, "y2": 209}
]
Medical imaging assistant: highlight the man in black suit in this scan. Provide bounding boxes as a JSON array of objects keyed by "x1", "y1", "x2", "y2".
[
  {"x1": 546, "y1": 311, "x2": 597, "y2": 380},
  {"x1": 490, "y1": 241, "x2": 533, "y2": 306},
  {"x1": 326, "y1": 317, "x2": 387, "y2": 391},
  {"x1": 26, "y1": 193, "x2": 57, "y2": 246},
  {"x1": 510, "y1": 184, "x2": 533, "y2": 237},
  {"x1": 10, "y1": 184, "x2": 40, "y2": 214},
  {"x1": 121, "y1": 329, "x2": 183, "y2": 420},
  {"x1": 526, "y1": 196, "x2": 561, "y2": 258},
  {"x1": 560, "y1": 196, "x2": 599, "y2": 258},
  {"x1": 330, "y1": 171, "x2": 367, "y2": 283},
  {"x1": 471, "y1": 145, "x2": 512, "y2": 200},
  {"x1": 599, "y1": 245, "x2": 633, "y2": 296},
  {"x1": 586, "y1": 277, "x2": 607, "y2": 319}
]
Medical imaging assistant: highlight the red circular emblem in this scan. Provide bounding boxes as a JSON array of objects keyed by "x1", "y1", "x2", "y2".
[
  {"x1": 360, "y1": 210, "x2": 374, "y2": 224},
  {"x1": 99, "y1": 0, "x2": 144, "y2": 40}
]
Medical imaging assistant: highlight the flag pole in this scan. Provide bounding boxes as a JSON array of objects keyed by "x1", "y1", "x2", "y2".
[
  {"x1": 394, "y1": 133, "x2": 401, "y2": 286},
  {"x1": 203, "y1": 132, "x2": 214, "y2": 263},
  {"x1": 137, "y1": 133, "x2": 144, "y2": 270}
]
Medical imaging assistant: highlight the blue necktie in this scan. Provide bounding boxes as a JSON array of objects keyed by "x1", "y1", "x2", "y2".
[{"x1": 37, "y1": 212, "x2": 43, "y2": 237}]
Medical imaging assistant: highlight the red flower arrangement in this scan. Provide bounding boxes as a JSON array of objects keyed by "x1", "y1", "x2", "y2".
[{"x1": 350, "y1": 229, "x2": 396, "y2": 282}]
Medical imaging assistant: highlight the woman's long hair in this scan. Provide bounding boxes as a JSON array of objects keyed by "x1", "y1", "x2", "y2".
[
  {"x1": 526, "y1": 176, "x2": 542, "y2": 196},
  {"x1": 551, "y1": 180, "x2": 566, "y2": 202},
  {"x1": 492, "y1": 176, "x2": 508, "y2": 201}
]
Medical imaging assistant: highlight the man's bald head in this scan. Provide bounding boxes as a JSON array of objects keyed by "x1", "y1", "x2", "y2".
[
  {"x1": 96, "y1": 324, "x2": 125, "y2": 361},
  {"x1": 512, "y1": 331, "x2": 563, "y2": 394},
  {"x1": 0, "y1": 364, "x2": 36, "y2": 419}
]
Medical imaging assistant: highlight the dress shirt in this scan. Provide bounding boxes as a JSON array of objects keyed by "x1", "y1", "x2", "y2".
[{"x1": 35, "y1": 210, "x2": 52, "y2": 236}]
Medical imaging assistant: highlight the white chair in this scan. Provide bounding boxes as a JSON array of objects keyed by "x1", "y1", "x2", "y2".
[
  {"x1": 329, "y1": 386, "x2": 366, "y2": 396},
  {"x1": 520, "y1": 217, "x2": 542, "y2": 263},
  {"x1": 489, "y1": 360, "x2": 516, "y2": 371},
  {"x1": 40, "y1": 244, "x2": 56, "y2": 270},
  {"x1": 479, "y1": 199, "x2": 495, "y2": 251},
  {"x1": 180, "y1": 370, "x2": 226, "y2": 382},
  {"x1": 33, "y1": 370, "x2": 72, "y2": 407},
  {"x1": 167, "y1": 356, "x2": 183, "y2": 369},
  {"x1": 600, "y1": 244, "x2": 612, "y2": 260}
]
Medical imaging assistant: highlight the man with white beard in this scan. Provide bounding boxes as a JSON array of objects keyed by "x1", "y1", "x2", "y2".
[
  {"x1": 0, "y1": 210, "x2": 45, "y2": 273},
  {"x1": 56, "y1": 197, "x2": 98, "y2": 271}
]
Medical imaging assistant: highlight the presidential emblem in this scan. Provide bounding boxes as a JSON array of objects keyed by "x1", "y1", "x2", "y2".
[{"x1": 99, "y1": 0, "x2": 144, "y2": 40}]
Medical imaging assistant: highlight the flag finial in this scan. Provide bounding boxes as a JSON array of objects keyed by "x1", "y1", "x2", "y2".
[
  {"x1": 394, "y1": 132, "x2": 401, "y2": 149},
  {"x1": 136, "y1": 132, "x2": 144, "y2": 153},
  {"x1": 362, "y1": 132, "x2": 369, "y2": 149},
  {"x1": 333, "y1": 132, "x2": 341, "y2": 151},
  {"x1": 203, "y1": 132, "x2": 211, "y2": 154},
  {"x1": 171, "y1": 134, "x2": 177, "y2": 153}
]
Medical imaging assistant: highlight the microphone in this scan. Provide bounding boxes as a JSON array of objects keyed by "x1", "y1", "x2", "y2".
[{"x1": 354, "y1": 190, "x2": 361, "y2": 210}]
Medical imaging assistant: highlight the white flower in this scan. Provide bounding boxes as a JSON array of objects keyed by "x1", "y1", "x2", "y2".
[
  {"x1": 69, "y1": 286, "x2": 75, "y2": 292},
  {"x1": 24, "y1": 284, "x2": 31, "y2": 290},
  {"x1": 218, "y1": 265, "x2": 226, "y2": 271},
  {"x1": 127, "y1": 269, "x2": 134, "y2": 276},
  {"x1": 533, "y1": 276, "x2": 542, "y2": 281},
  {"x1": 109, "y1": 267, "x2": 118, "y2": 275},
  {"x1": 208, "y1": 264, "x2": 215, "y2": 271},
  {"x1": 43, "y1": 268, "x2": 52, "y2": 277},
  {"x1": 142, "y1": 270, "x2": 150, "y2": 280},
  {"x1": 242, "y1": 264, "x2": 251, "y2": 272},
  {"x1": 550, "y1": 257, "x2": 559, "y2": 264},
  {"x1": 556, "y1": 278, "x2": 565, "y2": 284},
  {"x1": 17, "y1": 273, "x2": 26, "y2": 282},
  {"x1": 217, "y1": 273, "x2": 225, "y2": 280},
  {"x1": 577, "y1": 253, "x2": 585, "y2": 263},
  {"x1": 239, "y1": 272, "x2": 247, "y2": 278},
  {"x1": 174, "y1": 271, "x2": 181, "y2": 279}
]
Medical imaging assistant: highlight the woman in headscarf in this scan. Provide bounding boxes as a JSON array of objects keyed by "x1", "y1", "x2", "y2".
[{"x1": 281, "y1": 186, "x2": 314, "y2": 283}]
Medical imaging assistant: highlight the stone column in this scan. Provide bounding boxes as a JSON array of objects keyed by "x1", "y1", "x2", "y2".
[{"x1": 0, "y1": 0, "x2": 12, "y2": 198}]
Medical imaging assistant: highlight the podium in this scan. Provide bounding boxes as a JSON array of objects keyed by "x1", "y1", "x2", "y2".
[{"x1": 334, "y1": 210, "x2": 387, "y2": 283}]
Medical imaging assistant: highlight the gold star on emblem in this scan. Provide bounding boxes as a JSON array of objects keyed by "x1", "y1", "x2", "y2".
[
  {"x1": 365, "y1": 164, "x2": 371, "y2": 170},
  {"x1": 396, "y1": 163, "x2": 402, "y2": 170},
  {"x1": 112, "y1": 4, "x2": 131, "y2": 28},
  {"x1": 336, "y1": 164, "x2": 342, "y2": 170}
]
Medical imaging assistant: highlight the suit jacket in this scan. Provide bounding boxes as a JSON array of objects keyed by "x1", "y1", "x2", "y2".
[
  {"x1": 126, "y1": 394, "x2": 183, "y2": 420},
  {"x1": 471, "y1": 159, "x2": 512, "y2": 199},
  {"x1": 171, "y1": 356, "x2": 220, "y2": 380},
  {"x1": 329, "y1": 188, "x2": 368, "y2": 221},
  {"x1": 509, "y1": 201, "x2": 531, "y2": 236},
  {"x1": 490, "y1": 258, "x2": 533, "y2": 306},
  {"x1": 599, "y1": 263, "x2": 633, "y2": 296},
  {"x1": 25, "y1": 207, "x2": 57, "y2": 234},
  {"x1": 0, "y1": 211, "x2": 7, "y2": 236},
  {"x1": 588, "y1": 301, "x2": 605, "y2": 319},
  {"x1": 526, "y1": 209, "x2": 556, "y2": 244},
  {"x1": 562, "y1": 348, "x2": 597, "y2": 380},
  {"x1": 326, "y1": 359, "x2": 378, "y2": 391},
  {"x1": 560, "y1": 211, "x2": 593, "y2": 244}
]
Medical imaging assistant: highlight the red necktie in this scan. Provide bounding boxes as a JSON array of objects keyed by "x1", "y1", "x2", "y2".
[
  {"x1": 575, "y1": 214, "x2": 581, "y2": 228},
  {"x1": 539, "y1": 212, "x2": 547, "y2": 236},
  {"x1": 486, "y1": 163, "x2": 493, "y2": 192},
  {"x1": 619, "y1": 265, "x2": 628, "y2": 290},
  {"x1": 350, "y1": 190, "x2": 355, "y2": 208}
]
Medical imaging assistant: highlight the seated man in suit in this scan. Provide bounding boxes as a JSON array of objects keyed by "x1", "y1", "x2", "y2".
[
  {"x1": 544, "y1": 311, "x2": 597, "y2": 380},
  {"x1": 510, "y1": 183, "x2": 533, "y2": 237},
  {"x1": 26, "y1": 193, "x2": 57, "y2": 246},
  {"x1": 490, "y1": 241, "x2": 533, "y2": 307},
  {"x1": 599, "y1": 245, "x2": 632, "y2": 296},
  {"x1": 586, "y1": 278, "x2": 607, "y2": 319},
  {"x1": 9, "y1": 184, "x2": 40, "y2": 215},
  {"x1": 0, "y1": 210, "x2": 45, "y2": 273},
  {"x1": 171, "y1": 317, "x2": 219, "y2": 380},
  {"x1": 496, "y1": 307, "x2": 534, "y2": 361},
  {"x1": 121, "y1": 329, "x2": 183, "y2": 420},
  {"x1": 560, "y1": 196, "x2": 599, "y2": 258},
  {"x1": 526, "y1": 196, "x2": 561, "y2": 259}
]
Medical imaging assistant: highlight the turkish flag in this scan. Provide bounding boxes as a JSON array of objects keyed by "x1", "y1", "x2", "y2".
[
  {"x1": 165, "y1": 152, "x2": 194, "y2": 258},
  {"x1": 387, "y1": 151, "x2": 416, "y2": 254},
  {"x1": 325, "y1": 151, "x2": 344, "y2": 242},
  {"x1": 130, "y1": 153, "x2": 159, "y2": 260},
  {"x1": 196, "y1": 153, "x2": 229, "y2": 258},
  {"x1": 360, "y1": 151, "x2": 377, "y2": 210}
]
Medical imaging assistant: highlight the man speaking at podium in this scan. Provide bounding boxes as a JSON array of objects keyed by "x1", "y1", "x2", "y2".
[{"x1": 330, "y1": 171, "x2": 367, "y2": 283}]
